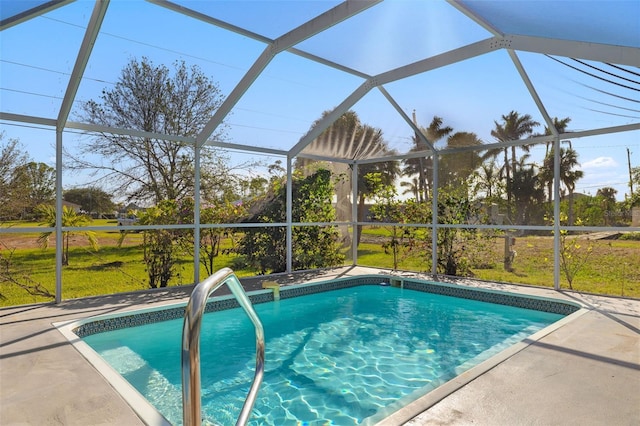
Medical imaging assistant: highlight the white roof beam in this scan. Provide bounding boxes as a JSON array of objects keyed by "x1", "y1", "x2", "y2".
[
  {"x1": 508, "y1": 35, "x2": 640, "y2": 67},
  {"x1": 375, "y1": 37, "x2": 499, "y2": 85},
  {"x1": 57, "y1": 0, "x2": 109, "y2": 129},
  {"x1": 195, "y1": 0, "x2": 379, "y2": 147},
  {"x1": 66, "y1": 121, "x2": 195, "y2": 143},
  {"x1": 202, "y1": 140, "x2": 288, "y2": 157},
  {"x1": 508, "y1": 50, "x2": 558, "y2": 136},
  {"x1": 295, "y1": 153, "x2": 355, "y2": 165},
  {"x1": 147, "y1": 0, "x2": 271, "y2": 44},
  {"x1": 0, "y1": 112, "x2": 56, "y2": 127},
  {"x1": 0, "y1": 0, "x2": 74, "y2": 31},
  {"x1": 439, "y1": 123, "x2": 640, "y2": 156}
]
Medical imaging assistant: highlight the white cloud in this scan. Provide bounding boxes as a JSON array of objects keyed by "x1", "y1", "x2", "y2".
[{"x1": 581, "y1": 156, "x2": 618, "y2": 169}]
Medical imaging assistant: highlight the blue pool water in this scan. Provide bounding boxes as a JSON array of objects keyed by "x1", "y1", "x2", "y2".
[{"x1": 83, "y1": 285, "x2": 564, "y2": 425}]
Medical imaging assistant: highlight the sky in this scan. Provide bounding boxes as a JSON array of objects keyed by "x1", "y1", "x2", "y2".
[{"x1": 0, "y1": 0, "x2": 638, "y2": 201}]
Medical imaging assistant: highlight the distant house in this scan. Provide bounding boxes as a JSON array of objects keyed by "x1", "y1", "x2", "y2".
[
  {"x1": 118, "y1": 203, "x2": 145, "y2": 216},
  {"x1": 62, "y1": 200, "x2": 82, "y2": 213}
]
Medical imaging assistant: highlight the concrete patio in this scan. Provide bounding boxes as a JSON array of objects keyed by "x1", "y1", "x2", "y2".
[{"x1": 1, "y1": 267, "x2": 638, "y2": 425}]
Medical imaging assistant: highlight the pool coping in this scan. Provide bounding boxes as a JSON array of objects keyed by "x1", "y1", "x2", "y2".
[{"x1": 54, "y1": 274, "x2": 588, "y2": 426}]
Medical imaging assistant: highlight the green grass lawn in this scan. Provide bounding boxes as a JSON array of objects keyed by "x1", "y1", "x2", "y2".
[
  {"x1": 356, "y1": 231, "x2": 640, "y2": 298},
  {"x1": 1, "y1": 224, "x2": 638, "y2": 306}
]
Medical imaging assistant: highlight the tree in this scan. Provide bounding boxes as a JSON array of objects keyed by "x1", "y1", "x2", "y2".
[
  {"x1": 0, "y1": 134, "x2": 30, "y2": 219},
  {"x1": 438, "y1": 131, "x2": 483, "y2": 188},
  {"x1": 537, "y1": 117, "x2": 572, "y2": 202},
  {"x1": 403, "y1": 116, "x2": 452, "y2": 202},
  {"x1": 557, "y1": 147, "x2": 584, "y2": 225},
  {"x1": 298, "y1": 110, "x2": 399, "y2": 245},
  {"x1": 36, "y1": 205, "x2": 98, "y2": 266},
  {"x1": 472, "y1": 161, "x2": 503, "y2": 201},
  {"x1": 367, "y1": 172, "x2": 407, "y2": 270},
  {"x1": 176, "y1": 198, "x2": 248, "y2": 276},
  {"x1": 549, "y1": 213, "x2": 593, "y2": 289},
  {"x1": 8, "y1": 162, "x2": 56, "y2": 219},
  {"x1": 16, "y1": 162, "x2": 55, "y2": 207},
  {"x1": 400, "y1": 176, "x2": 420, "y2": 201},
  {"x1": 630, "y1": 166, "x2": 640, "y2": 206},
  {"x1": 238, "y1": 169, "x2": 345, "y2": 274},
  {"x1": 490, "y1": 111, "x2": 540, "y2": 272},
  {"x1": 403, "y1": 181, "x2": 491, "y2": 276},
  {"x1": 511, "y1": 159, "x2": 545, "y2": 225},
  {"x1": 133, "y1": 200, "x2": 185, "y2": 288},
  {"x1": 490, "y1": 111, "x2": 540, "y2": 219},
  {"x1": 596, "y1": 187, "x2": 617, "y2": 225},
  {"x1": 64, "y1": 187, "x2": 115, "y2": 217},
  {"x1": 71, "y1": 57, "x2": 228, "y2": 204},
  {"x1": 538, "y1": 116, "x2": 572, "y2": 156}
]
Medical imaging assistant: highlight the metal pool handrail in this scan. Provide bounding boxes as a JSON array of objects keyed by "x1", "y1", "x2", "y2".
[{"x1": 182, "y1": 268, "x2": 265, "y2": 426}]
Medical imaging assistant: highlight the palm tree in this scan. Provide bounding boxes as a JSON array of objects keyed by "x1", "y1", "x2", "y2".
[
  {"x1": 490, "y1": 111, "x2": 540, "y2": 219},
  {"x1": 556, "y1": 147, "x2": 584, "y2": 225},
  {"x1": 596, "y1": 187, "x2": 617, "y2": 225},
  {"x1": 511, "y1": 156, "x2": 545, "y2": 225},
  {"x1": 439, "y1": 131, "x2": 484, "y2": 188},
  {"x1": 540, "y1": 146, "x2": 584, "y2": 224},
  {"x1": 37, "y1": 204, "x2": 99, "y2": 266},
  {"x1": 298, "y1": 110, "x2": 399, "y2": 245},
  {"x1": 402, "y1": 116, "x2": 452, "y2": 202},
  {"x1": 537, "y1": 117, "x2": 572, "y2": 156},
  {"x1": 400, "y1": 176, "x2": 420, "y2": 201},
  {"x1": 473, "y1": 161, "x2": 503, "y2": 200},
  {"x1": 539, "y1": 151, "x2": 555, "y2": 203}
]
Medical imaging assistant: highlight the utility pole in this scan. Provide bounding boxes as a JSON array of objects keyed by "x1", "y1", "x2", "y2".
[{"x1": 628, "y1": 148, "x2": 634, "y2": 198}]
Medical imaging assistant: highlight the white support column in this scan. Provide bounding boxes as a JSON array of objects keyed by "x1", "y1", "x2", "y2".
[
  {"x1": 286, "y1": 157, "x2": 293, "y2": 273},
  {"x1": 431, "y1": 154, "x2": 439, "y2": 276},
  {"x1": 193, "y1": 144, "x2": 201, "y2": 284},
  {"x1": 55, "y1": 129, "x2": 63, "y2": 303},
  {"x1": 553, "y1": 136, "x2": 561, "y2": 290},
  {"x1": 351, "y1": 162, "x2": 359, "y2": 265},
  {"x1": 53, "y1": 0, "x2": 108, "y2": 303}
]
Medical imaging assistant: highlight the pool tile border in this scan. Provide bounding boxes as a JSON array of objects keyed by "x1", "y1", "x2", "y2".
[{"x1": 73, "y1": 275, "x2": 579, "y2": 338}]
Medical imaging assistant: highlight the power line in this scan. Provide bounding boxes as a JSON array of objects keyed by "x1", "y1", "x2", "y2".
[
  {"x1": 571, "y1": 58, "x2": 640, "y2": 86},
  {"x1": 605, "y1": 63, "x2": 640, "y2": 78},
  {"x1": 576, "y1": 81, "x2": 640, "y2": 103},
  {"x1": 546, "y1": 55, "x2": 640, "y2": 92},
  {"x1": 0, "y1": 59, "x2": 115, "y2": 85}
]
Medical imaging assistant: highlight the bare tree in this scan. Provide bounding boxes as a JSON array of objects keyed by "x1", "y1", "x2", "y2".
[
  {"x1": 0, "y1": 133, "x2": 30, "y2": 219},
  {"x1": 69, "y1": 57, "x2": 228, "y2": 204}
]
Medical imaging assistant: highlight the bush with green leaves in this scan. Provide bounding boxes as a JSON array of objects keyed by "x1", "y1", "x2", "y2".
[
  {"x1": 402, "y1": 182, "x2": 493, "y2": 276},
  {"x1": 133, "y1": 200, "x2": 186, "y2": 288},
  {"x1": 548, "y1": 213, "x2": 593, "y2": 289},
  {"x1": 176, "y1": 197, "x2": 248, "y2": 276},
  {"x1": 238, "y1": 168, "x2": 345, "y2": 274},
  {"x1": 366, "y1": 172, "x2": 408, "y2": 270}
]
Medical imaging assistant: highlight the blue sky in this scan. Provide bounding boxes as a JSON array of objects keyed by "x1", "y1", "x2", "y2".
[{"x1": 0, "y1": 0, "x2": 638, "y2": 200}]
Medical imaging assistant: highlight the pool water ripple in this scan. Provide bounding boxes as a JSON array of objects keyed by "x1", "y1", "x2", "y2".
[{"x1": 83, "y1": 285, "x2": 564, "y2": 425}]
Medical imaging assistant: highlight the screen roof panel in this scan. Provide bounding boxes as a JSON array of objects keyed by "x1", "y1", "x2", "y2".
[
  {"x1": 221, "y1": 50, "x2": 364, "y2": 152},
  {"x1": 170, "y1": 0, "x2": 342, "y2": 40},
  {"x1": 0, "y1": 1, "x2": 91, "y2": 118},
  {"x1": 295, "y1": 0, "x2": 493, "y2": 76},
  {"x1": 459, "y1": 0, "x2": 640, "y2": 48},
  {"x1": 69, "y1": 0, "x2": 267, "y2": 123}
]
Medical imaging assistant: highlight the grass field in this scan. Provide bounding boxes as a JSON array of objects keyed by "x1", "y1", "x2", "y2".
[{"x1": 1, "y1": 221, "x2": 639, "y2": 306}]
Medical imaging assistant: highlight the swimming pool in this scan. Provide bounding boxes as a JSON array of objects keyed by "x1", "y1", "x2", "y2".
[{"x1": 61, "y1": 275, "x2": 582, "y2": 425}]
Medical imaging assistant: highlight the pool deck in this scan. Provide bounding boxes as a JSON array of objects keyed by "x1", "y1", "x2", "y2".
[{"x1": 1, "y1": 266, "x2": 638, "y2": 425}]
